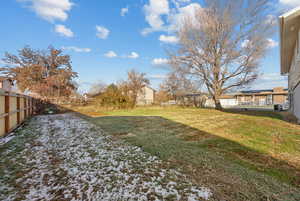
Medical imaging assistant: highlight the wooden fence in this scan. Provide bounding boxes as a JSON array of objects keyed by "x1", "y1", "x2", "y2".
[{"x1": 0, "y1": 89, "x2": 39, "y2": 137}]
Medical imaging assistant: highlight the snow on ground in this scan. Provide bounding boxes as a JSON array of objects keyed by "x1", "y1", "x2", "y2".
[
  {"x1": 0, "y1": 133, "x2": 15, "y2": 146},
  {"x1": 0, "y1": 113, "x2": 212, "y2": 201}
]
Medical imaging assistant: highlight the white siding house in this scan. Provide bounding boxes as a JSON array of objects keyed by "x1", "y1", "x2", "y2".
[
  {"x1": 280, "y1": 7, "x2": 300, "y2": 120},
  {"x1": 0, "y1": 77, "x2": 14, "y2": 91},
  {"x1": 136, "y1": 86, "x2": 155, "y2": 105}
]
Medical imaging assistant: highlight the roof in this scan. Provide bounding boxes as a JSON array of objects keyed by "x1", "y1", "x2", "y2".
[
  {"x1": 0, "y1": 76, "x2": 12, "y2": 81},
  {"x1": 143, "y1": 85, "x2": 156, "y2": 92},
  {"x1": 223, "y1": 87, "x2": 288, "y2": 96},
  {"x1": 178, "y1": 93, "x2": 205, "y2": 97},
  {"x1": 240, "y1": 88, "x2": 287, "y2": 93},
  {"x1": 0, "y1": 76, "x2": 14, "y2": 85},
  {"x1": 235, "y1": 91, "x2": 288, "y2": 96},
  {"x1": 279, "y1": 6, "x2": 300, "y2": 74},
  {"x1": 220, "y1": 94, "x2": 236, "y2": 99}
]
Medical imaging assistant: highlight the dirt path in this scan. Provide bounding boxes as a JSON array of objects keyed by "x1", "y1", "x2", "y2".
[{"x1": 0, "y1": 113, "x2": 212, "y2": 201}]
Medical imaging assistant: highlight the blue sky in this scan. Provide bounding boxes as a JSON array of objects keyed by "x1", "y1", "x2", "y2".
[{"x1": 0, "y1": 0, "x2": 299, "y2": 93}]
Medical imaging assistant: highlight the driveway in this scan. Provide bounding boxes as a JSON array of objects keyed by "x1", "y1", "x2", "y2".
[{"x1": 0, "y1": 113, "x2": 211, "y2": 201}]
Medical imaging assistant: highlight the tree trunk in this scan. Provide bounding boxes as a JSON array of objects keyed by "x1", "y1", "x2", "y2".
[{"x1": 214, "y1": 98, "x2": 223, "y2": 110}]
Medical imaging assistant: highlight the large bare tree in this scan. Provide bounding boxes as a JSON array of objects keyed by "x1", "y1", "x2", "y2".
[{"x1": 170, "y1": 0, "x2": 274, "y2": 110}]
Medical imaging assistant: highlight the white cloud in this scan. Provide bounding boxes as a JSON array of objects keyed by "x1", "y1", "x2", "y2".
[
  {"x1": 168, "y1": 3, "x2": 201, "y2": 31},
  {"x1": 18, "y1": 0, "x2": 73, "y2": 22},
  {"x1": 279, "y1": 0, "x2": 300, "y2": 7},
  {"x1": 142, "y1": 1, "x2": 201, "y2": 35},
  {"x1": 127, "y1": 52, "x2": 139, "y2": 59},
  {"x1": 149, "y1": 74, "x2": 167, "y2": 79},
  {"x1": 121, "y1": 7, "x2": 129, "y2": 16},
  {"x1": 103, "y1": 51, "x2": 139, "y2": 59},
  {"x1": 241, "y1": 40, "x2": 251, "y2": 48},
  {"x1": 174, "y1": 0, "x2": 191, "y2": 4},
  {"x1": 142, "y1": 0, "x2": 170, "y2": 35},
  {"x1": 104, "y1": 51, "x2": 117, "y2": 58},
  {"x1": 152, "y1": 58, "x2": 169, "y2": 65},
  {"x1": 178, "y1": 0, "x2": 191, "y2": 2},
  {"x1": 0, "y1": 60, "x2": 9, "y2": 65},
  {"x1": 159, "y1": 35, "x2": 179, "y2": 44},
  {"x1": 241, "y1": 38, "x2": 278, "y2": 49},
  {"x1": 251, "y1": 73, "x2": 288, "y2": 89},
  {"x1": 62, "y1": 46, "x2": 91, "y2": 52},
  {"x1": 55, "y1": 24, "x2": 74, "y2": 37},
  {"x1": 96, "y1": 25, "x2": 110, "y2": 39},
  {"x1": 267, "y1": 38, "x2": 278, "y2": 48},
  {"x1": 265, "y1": 14, "x2": 277, "y2": 25}
]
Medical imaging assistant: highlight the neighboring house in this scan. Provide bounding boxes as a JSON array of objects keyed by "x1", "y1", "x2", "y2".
[
  {"x1": 235, "y1": 87, "x2": 288, "y2": 106},
  {"x1": 203, "y1": 87, "x2": 288, "y2": 108},
  {"x1": 279, "y1": 7, "x2": 300, "y2": 120},
  {"x1": 204, "y1": 94, "x2": 237, "y2": 108},
  {"x1": 219, "y1": 94, "x2": 238, "y2": 107},
  {"x1": 136, "y1": 86, "x2": 155, "y2": 105},
  {"x1": 0, "y1": 77, "x2": 14, "y2": 91}
]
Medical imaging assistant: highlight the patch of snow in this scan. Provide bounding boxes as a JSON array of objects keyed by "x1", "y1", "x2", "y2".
[
  {"x1": 0, "y1": 133, "x2": 15, "y2": 146},
  {"x1": 0, "y1": 113, "x2": 212, "y2": 201}
]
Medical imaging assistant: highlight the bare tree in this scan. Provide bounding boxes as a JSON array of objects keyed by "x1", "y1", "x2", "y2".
[
  {"x1": 155, "y1": 86, "x2": 171, "y2": 104},
  {"x1": 161, "y1": 71, "x2": 201, "y2": 98},
  {"x1": 88, "y1": 81, "x2": 107, "y2": 96},
  {"x1": 123, "y1": 69, "x2": 150, "y2": 105},
  {"x1": 170, "y1": 0, "x2": 274, "y2": 110}
]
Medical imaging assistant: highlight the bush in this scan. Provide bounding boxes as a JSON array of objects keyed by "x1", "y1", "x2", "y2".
[{"x1": 94, "y1": 84, "x2": 134, "y2": 109}]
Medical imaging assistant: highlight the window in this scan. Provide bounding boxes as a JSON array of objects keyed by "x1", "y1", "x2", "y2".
[{"x1": 266, "y1": 95, "x2": 272, "y2": 105}]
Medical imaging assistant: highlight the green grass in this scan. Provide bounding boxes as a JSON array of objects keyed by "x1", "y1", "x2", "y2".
[{"x1": 67, "y1": 105, "x2": 300, "y2": 200}]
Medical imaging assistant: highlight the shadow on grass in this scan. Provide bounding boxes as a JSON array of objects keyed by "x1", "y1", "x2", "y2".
[
  {"x1": 223, "y1": 108, "x2": 300, "y2": 125},
  {"x1": 78, "y1": 114, "x2": 300, "y2": 201},
  {"x1": 47, "y1": 104, "x2": 300, "y2": 200},
  {"x1": 222, "y1": 108, "x2": 284, "y2": 119}
]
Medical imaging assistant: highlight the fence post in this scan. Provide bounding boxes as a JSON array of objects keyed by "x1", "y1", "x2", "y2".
[
  {"x1": 29, "y1": 98, "x2": 32, "y2": 115},
  {"x1": 28, "y1": 97, "x2": 30, "y2": 116},
  {"x1": 29, "y1": 98, "x2": 31, "y2": 115},
  {"x1": 4, "y1": 93, "x2": 10, "y2": 134},
  {"x1": 31, "y1": 98, "x2": 33, "y2": 115},
  {"x1": 24, "y1": 98, "x2": 27, "y2": 118},
  {"x1": 17, "y1": 96, "x2": 20, "y2": 124}
]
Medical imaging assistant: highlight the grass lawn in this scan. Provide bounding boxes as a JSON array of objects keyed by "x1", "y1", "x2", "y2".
[{"x1": 67, "y1": 105, "x2": 300, "y2": 201}]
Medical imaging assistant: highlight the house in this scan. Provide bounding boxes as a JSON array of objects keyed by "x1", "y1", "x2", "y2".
[
  {"x1": 136, "y1": 86, "x2": 155, "y2": 105},
  {"x1": 0, "y1": 77, "x2": 14, "y2": 91},
  {"x1": 204, "y1": 94, "x2": 237, "y2": 108},
  {"x1": 235, "y1": 87, "x2": 288, "y2": 106},
  {"x1": 279, "y1": 7, "x2": 300, "y2": 120},
  {"x1": 203, "y1": 87, "x2": 288, "y2": 108},
  {"x1": 219, "y1": 94, "x2": 238, "y2": 107}
]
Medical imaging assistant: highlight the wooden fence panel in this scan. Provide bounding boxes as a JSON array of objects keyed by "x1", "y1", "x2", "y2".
[
  {"x1": 0, "y1": 96, "x2": 5, "y2": 136},
  {"x1": 20, "y1": 97, "x2": 24, "y2": 122},
  {"x1": 9, "y1": 96, "x2": 17, "y2": 131},
  {"x1": 0, "y1": 89, "x2": 39, "y2": 137}
]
